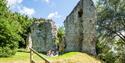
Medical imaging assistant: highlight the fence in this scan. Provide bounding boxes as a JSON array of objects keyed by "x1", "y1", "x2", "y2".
[{"x1": 30, "y1": 48, "x2": 51, "y2": 63}]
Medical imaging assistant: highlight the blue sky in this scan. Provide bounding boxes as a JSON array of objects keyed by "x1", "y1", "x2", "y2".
[{"x1": 7, "y1": 0, "x2": 97, "y2": 27}]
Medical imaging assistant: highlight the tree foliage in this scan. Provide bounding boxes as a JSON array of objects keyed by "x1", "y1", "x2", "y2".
[
  {"x1": 57, "y1": 26, "x2": 65, "y2": 52},
  {"x1": 96, "y1": 0, "x2": 125, "y2": 63},
  {"x1": 57, "y1": 26, "x2": 65, "y2": 41},
  {"x1": 0, "y1": 0, "x2": 33, "y2": 57},
  {"x1": 97, "y1": 0, "x2": 125, "y2": 42}
]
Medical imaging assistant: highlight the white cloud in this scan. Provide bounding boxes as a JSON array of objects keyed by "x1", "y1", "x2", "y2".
[
  {"x1": 19, "y1": 7, "x2": 35, "y2": 17},
  {"x1": 7, "y1": 0, "x2": 23, "y2": 7},
  {"x1": 6, "y1": 0, "x2": 35, "y2": 17},
  {"x1": 45, "y1": 0, "x2": 50, "y2": 3},
  {"x1": 41, "y1": 0, "x2": 50, "y2": 4},
  {"x1": 47, "y1": 11, "x2": 62, "y2": 19},
  {"x1": 33, "y1": 0, "x2": 51, "y2": 4}
]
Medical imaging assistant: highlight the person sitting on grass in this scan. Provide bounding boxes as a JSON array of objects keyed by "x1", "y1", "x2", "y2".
[{"x1": 47, "y1": 50, "x2": 55, "y2": 57}]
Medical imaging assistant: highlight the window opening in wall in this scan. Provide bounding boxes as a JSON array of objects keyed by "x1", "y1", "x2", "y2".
[
  {"x1": 89, "y1": 20, "x2": 92, "y2": 23},
  {"x1": 78, "y1": 9, "x2": 83, "y2": 17}
]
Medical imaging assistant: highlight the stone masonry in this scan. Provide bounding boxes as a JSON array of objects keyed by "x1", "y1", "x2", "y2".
[
  {"x1": 30, "y1": 19, "x2": 57, "y2": 52},
  {"x1": 64, "y1": 0, "x2": 96, "y2": 55}
]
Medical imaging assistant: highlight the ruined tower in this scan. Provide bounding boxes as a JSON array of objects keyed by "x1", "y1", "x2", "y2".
[
  {"x1": 64, "y1": 0, "x2": 96, "y2": 55},
  {"x1": 30, "y1": 19, "x2": 57, "y2": 52}
]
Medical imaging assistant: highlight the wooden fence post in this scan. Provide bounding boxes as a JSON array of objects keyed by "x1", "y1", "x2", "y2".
[
  {"x1": 30, "y1": 48, "x2": 33, "y2": 63},
  {"x1": 30, "y1": 48, "x2": 50, "y2": 63}
]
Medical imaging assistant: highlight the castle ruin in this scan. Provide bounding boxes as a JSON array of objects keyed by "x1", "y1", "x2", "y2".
[
  {"x1": 64, "y1": 0, "x2": 96, "y2": 55},
  {"x1": 30, "y1": 19, "x2": 57, "y2": 52}
]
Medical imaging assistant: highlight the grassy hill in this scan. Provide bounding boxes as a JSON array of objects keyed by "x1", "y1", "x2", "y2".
[
  {"x1": 48, "y1": 52, "x2": 101, "y2": 63},
  {"x1": 0, "y1": 52, "x2": 101, "y2": 63}
]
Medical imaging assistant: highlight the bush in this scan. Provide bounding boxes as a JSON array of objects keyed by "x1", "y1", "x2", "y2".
[
  {"x1": 0, "y1": 47, "x2": 17, "y2": 57},
  {"x1": 0, "y1": 18, "x2": 21, "y2": 57}
]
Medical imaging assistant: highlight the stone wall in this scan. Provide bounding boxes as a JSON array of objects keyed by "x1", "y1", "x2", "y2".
[
  {"x1": 30, "y1": 19, "x2": 57, "y2": 52},
  {"x1": 64, "y1": 0, "x2": 96, "y2": 55}
]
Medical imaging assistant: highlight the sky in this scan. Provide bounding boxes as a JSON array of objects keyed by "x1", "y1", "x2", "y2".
[{"x1": 7, "y1": 0, "x2": 97, "y2": 27}]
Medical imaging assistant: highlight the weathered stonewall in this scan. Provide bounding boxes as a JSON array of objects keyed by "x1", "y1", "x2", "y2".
[
  {"x1": 30, "y1": 19, "x2": 57, "y2": 52},
  {"x1": 64, "y1": 0, "x2": 96, "y2": 55}
]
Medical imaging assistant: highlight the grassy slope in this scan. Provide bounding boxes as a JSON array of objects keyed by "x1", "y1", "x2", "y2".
[
  {"x1": 0, "y1": 52, "x2": 101, "y2": 63},
  {"x1": 48, "y1": 52, "x2": 101, "y2": 63}
]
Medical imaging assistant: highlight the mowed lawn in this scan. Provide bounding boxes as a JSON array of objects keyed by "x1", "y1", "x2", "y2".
[
  {"x1": 0, "y1": 51, "x2": 47, "y2": 63},
  {"x1": 0, "y1": 52, "x2": 101, "y2": 63},
  {"x1": 0, "y1": 52, "x2": 30, "y2": 63}
]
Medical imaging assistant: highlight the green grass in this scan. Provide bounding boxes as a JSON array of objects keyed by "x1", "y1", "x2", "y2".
[
  {"x1": 48, "y1": 52, "x2": 78, "y2": 60},
  {"x1": 0, "y1": 52, "x2": 30, "y2": 63},
  {"x1": 0, "y1": 52, "x2": 101, "y2": 63},
  {"x1": 47, "y1": 52, "x2": 101, "y2": 63}
]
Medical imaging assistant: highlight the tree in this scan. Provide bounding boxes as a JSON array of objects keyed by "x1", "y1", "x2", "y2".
[
  {"x1": 57, "y1": 26, "x2": 65, "y2": 42},
  {"x1": 97, "y1": 0, "x2": 125, "y2": 43},
  {"x1": 13, "y1": 12, "x2": 33, "y2": 48},
  {"x1": 0, "y1": 0, "x2": 21, "y2": 57},
  {"x1": 0, "y1": 0, "x2": 33, "y2": 57},
  {"x1": 96, "y1": 0, "x2": 125, "y2": 63},
  {"x1": 57, "y1": 26, "x2": 65, "y2": 52}
]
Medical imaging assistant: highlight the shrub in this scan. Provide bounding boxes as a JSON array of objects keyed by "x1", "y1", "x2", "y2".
[{"x1": 0, "y1": 47, "x2": 17, "y2": 57}]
